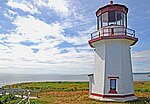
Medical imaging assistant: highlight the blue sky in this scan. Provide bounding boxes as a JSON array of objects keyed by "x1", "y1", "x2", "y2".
[{"x1": 0, "y1": 0, "x2": 149, "y2": 74}]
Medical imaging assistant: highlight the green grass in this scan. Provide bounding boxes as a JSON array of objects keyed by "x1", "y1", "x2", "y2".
[
  {"x1": 5, "y1": 82, "x2": 89, "y2": 92},
  {"x1": 2, "y1": 81, "x2": 150, "y2": 104},
  {"x1": 134, "y1": 81, "x2": 150, "y2": 92}
]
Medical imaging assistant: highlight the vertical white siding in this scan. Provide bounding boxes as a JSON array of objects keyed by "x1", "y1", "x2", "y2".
[
  {"x1": 90, "y1": 38, "x2": 135, "y2": 96},
  {"x1": 92, "y1": 41, "x2": 105, "y2": 94}
]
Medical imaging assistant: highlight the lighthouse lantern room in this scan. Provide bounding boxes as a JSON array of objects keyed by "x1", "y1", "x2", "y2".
[{"x1": 88, "y1": 1, "x2": 138, "y2": 101}]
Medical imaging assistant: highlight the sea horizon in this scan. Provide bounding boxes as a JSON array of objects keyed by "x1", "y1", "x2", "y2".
[
  {"x1": 0, "y1": 73, "x2": 149, "y2": 87},
  {"x1": 0, "y1": 71, "x2": 150, "y2": 75}
]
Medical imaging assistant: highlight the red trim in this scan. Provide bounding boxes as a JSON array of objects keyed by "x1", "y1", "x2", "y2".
[
  {"x1": 109, "y1": 89, "x2": 118, "y2": 94},
  {"x1": 96, "y1": 5, "x2": 128, "y2": 17},
  {"x1": 91, "y1": 93, "x2": 135, "y2": 98},
  {"x1": 88, "y1": 35, "x2": 138, "y2": 47},
  {"x1": 89, "y1": 37, "x2": 102, "y2": 43}
]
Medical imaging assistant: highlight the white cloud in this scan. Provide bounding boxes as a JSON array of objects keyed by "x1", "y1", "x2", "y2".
[
  {"x1": 12, "y1": 15, "x2": 90, "y2": 46},
  {"x1": 12, "y1": 15, "x2": 65, "y2": 42},
  {"x1": 132, "y1": 50, "x2": 150, "y2": 72},
  {"x1": 0, "y1": 44, "x2": 9, "y2": 50},
  {"x1": 132, "y1": 50, "x2": 150, "y2": 62},
  {"x1": 3, "y1": 9, "x2": 18, "y2": 20},
  {"x1": 0, "y1": 13, "x2": 94, "y2": 74},
  {"x1": 63, "y1": 35, "x2": 89, "y2": 45},
  {"x1": 0, "y1": 0, "x2": 150, "y2": 75},
  {"x1": 1, "y1": 0, "x2": 96, "y2": 74},
  {"x1": 47, "y1": 0, "x2": 69, "y2": 16},
  {"x1": 7, "y1": 0, "x2": 71, "y2": 16},
  {"x1": 7, "y1": 0, "x2": 40, "y2": 14},
  {"x1": 7, "y1": 9, "x2": 17, "y2": 15},
  {"x1": 0, "y1": 44, "x2": 94, "y2": 73},
  {"x1": 33, "y1": 0, "x2": 70, "y2": 16},
  {"x1": 6, "y1": 33, "x2": 26, "y2": 43}
]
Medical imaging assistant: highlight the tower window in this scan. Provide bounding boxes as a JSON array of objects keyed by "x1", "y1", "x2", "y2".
[
  {"x1": 109, "y1": 79, "x2": 117, "y2": 94},
  {"x1": 110, "y1": 79, "x2": 116, "y2": 90}
]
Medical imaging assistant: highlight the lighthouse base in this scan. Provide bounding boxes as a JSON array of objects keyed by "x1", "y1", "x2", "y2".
[{"x1": 89, "y1": 94, "x2": 137, "y2": 102}]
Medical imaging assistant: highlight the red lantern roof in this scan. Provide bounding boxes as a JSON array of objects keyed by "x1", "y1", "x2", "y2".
[{"x1": 96, "y1": 1, "x2": 128, "y2": 17}]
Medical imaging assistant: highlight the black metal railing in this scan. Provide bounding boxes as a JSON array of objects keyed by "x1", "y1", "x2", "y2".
[{"x1": 90, "y1": 27, "x2": 135, "y2": 40}]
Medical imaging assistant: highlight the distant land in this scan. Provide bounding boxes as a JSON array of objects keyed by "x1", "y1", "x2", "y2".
[{"x1": 133, "y1": 72, "x2": 150, "y2": 74}]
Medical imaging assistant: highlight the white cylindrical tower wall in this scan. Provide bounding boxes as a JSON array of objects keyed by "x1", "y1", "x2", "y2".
[
  {"x1": 104, "y1": 39, "x2": 134, "y2": 95},
  {"x1": 91, "y1": 39, "x2": 135, "y2": 95},
  {"x1": 92, "y1": 41, "x2": 105, "y2": 94}
]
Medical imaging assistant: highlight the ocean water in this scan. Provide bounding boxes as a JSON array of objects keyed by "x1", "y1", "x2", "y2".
[
  {"x1": 0, "y1": 74, "x2": 88, "y2": 87},
  {"x1": 0, "y1": 73, "x2": 149, "y2": 87}
]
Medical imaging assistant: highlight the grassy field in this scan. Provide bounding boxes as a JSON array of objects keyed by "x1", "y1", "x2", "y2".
[{"x1": 1, "y1": 81, "x2": 150, "y2": 104}]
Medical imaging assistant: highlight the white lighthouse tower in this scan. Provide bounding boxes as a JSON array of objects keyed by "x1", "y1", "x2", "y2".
[{"x1": 88, "y1": 1, "x2": 138, "y2": 101}]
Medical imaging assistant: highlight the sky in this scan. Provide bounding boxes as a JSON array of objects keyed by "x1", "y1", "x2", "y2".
[{"x1": 0, "y1": 0, "x2": 150, "y2": 75}]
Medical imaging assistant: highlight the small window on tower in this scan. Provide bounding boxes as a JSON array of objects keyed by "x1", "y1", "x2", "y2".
[
  {"x1": 109, "y1": 79, "x2": 117, "y2": 94},
  {"x1": 110, "y1": 79, "x2": 116, "y2": 90}
]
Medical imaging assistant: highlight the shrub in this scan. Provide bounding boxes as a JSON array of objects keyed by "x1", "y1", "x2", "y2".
[
  {"x1": 1, "y1": 95, "x2": 9, "y2": 103},
  {"x1": 139, "y1": 82, "x2": 144, "y2": 85},
  {"x1": 9, "y1": 93, "x2": 16, "y2": 100}
]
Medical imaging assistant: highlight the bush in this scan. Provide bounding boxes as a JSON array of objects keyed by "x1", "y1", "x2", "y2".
[
  {"x1": 139, "y1": 82, "x2": 144, "y2": 85},
  {"x1": 0, "y1": 93, "x2": 17, "y2": 103},
  {"x1": 9, "y1": 93, "x2": 16, "y2": 100},
  {"x1": 143, "y1": 89, "x2": 149, "y2": 92},
  {"x1": 1, "y1": 95, "x2": 9, "y2": 103}
]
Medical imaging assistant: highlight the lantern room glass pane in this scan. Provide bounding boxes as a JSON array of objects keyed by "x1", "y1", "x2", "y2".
[
  {"x1": 116, "y1": 11, "x2": 124, "y2": 26},
  {"x1": 98, "y1": 11, "x2": 127, "y2": 28},
  {"x1": 97, "y1": 17, "x2": 99, "y2": 30},
  {"x1": 102, "y1": 12, "x2": 108, "y2": 27},
  {"x1": 124, "y1": 13, "x2": 127, "y2": 27},
  {"x1": 108, "y1": 11, "x2": 115, "y2": 22},
  {"x1": 108, "y1": 11, "x2": 116, "y2": 25},
  {"x1": 97, "y1": 15, "x2": 102, "y2": 29},
  {"x1": 116, "y1": 11, "x2": 122, "y2": 21}
]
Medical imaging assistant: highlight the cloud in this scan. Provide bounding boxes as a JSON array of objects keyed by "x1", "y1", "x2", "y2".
[
  {"x1": 0, "y1": 12, "x2": 94, "y2": 74},
  {"x1": 11, "y1": 14, "x2": 91, "y2": 46},
  {"x1": 0, "y1": 0, "x2": 97, "y2": 74},
  {"x1": 12, "y1": 15, "x2": 65, "y2": 42},
  {"x1": 132, "y1": 50, "x2": 150, "y2": 72},
  {"x1": 33, "y1": 0, "x2": 70, "y2": 16},
  {"x1": 3, "y1": 9, "x2": 18, "y2": 20},
  {"x1": 47, "y1": 0, "x2": 70, "y2": 16},
  {"x1": 0, "y1": 43, "x2": 9, "y2": 50},
  {"x1": 6, "y1": 0, "x2": 72, "y2": 17},
  {"x1": 132, "y1": 50, "x2": 150, "y2": 62},
  {"x1": 1, "y1": 0, "x2": 149, "y2": 75},
  {"x1": 7, "y1": 0, "x2": 40, "y2": 14}
]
